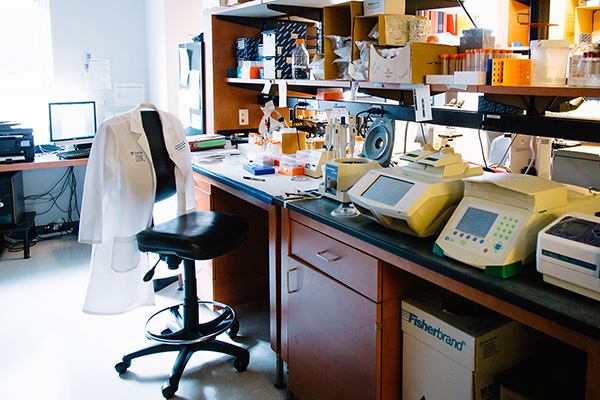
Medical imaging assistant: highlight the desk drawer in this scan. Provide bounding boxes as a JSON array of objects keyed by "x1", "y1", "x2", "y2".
[{"x1": 289, "y1": 220, "x2": 380, "y2": 301}]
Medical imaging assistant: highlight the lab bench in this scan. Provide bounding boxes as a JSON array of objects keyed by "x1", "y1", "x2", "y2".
[{"x1": 192, "y1": 161, "x2": 600, "y2": 399}]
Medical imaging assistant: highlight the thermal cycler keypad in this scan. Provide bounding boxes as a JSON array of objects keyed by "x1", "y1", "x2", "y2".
[{"x1": 441, "y1": 206, "x2": 525, "y2": 260}]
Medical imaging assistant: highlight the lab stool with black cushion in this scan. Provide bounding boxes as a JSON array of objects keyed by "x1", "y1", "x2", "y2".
[
  {"x1": 114, "y1": 211, "x2": 250, "y2": 399},
  {"x1": 86, "y1": 105, "x2": 252, "y2": 399}
]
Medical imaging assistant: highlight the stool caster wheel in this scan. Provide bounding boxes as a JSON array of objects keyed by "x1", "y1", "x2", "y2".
[
  {"x1": 228, "y1": 320, "x2": 239, "y2": 339},
  {"x1": 161, "y1": 382, "x2": 177, "y2": 399},
  {"x1": 233, "y1": 354, "x2": 249, "y2": 372},
  {"x1": 115, "y1": 360, "x2": 131, "y2": 374}
]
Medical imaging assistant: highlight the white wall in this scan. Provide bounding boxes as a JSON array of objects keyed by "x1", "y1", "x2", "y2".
[
  {"x1": 164, "y1": 0, "x2": 205, "y2": 115},
  {"x1": 50, "y1": 0, "x2": 149, "y2": 122},
  {"x1": 145, "y1": 0, "x2": 205, "y2": 114},
  {"x1": 27, "y1": 0, "x2": 149, "y2": 227},
  {"x1": 26, "y1": 0, "x2": 204, "y2": 228},
  {"x1": 145, "y1": 0, "x2": 168, "y2": 110}
]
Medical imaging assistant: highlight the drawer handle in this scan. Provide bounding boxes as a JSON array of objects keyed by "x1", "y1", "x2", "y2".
[
  {"x1": 287, "y1": 268, "x2": 299, "y2": 294},
  {"x1": 316, "y1": 251, "x2": 340, "y2": 263}
]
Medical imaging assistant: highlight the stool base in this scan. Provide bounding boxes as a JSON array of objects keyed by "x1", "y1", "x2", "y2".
[{"x1": 115, "y1": 300, "x2": 249, "y2": 399}]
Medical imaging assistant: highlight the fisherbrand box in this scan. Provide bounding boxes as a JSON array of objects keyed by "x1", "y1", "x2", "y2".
[{"x1": 401, "y1": 290, "x2": 536, "y2": 400}]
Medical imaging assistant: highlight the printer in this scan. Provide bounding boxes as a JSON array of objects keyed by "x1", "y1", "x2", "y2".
[{"x1": 0, "y1": 123, "x2": 35, "y2": 163}]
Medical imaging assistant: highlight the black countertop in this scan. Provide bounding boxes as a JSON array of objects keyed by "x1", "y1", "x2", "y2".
[
  {"x1": 192, "y1": 165, "x2": 600, "y2": 343},
  {"x1": 279, "y1": 196, "x2": 600, "y2": 343}
]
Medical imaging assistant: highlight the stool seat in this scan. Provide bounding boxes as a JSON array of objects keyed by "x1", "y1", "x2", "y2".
[{"x1": 137, "y1": 211, "x2": 248, "y2": 260}]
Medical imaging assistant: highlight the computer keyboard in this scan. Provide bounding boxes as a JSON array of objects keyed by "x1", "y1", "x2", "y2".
[{"x1": 56, "y1": 148, "x2": 91, "y2": 159}]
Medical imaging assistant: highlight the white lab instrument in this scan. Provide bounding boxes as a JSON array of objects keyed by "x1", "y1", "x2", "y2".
[
  {"x1": 323, "y1": 114, "x2": 357, "y2": 160},
  {"x1": 537, "y1": 212, "x2": 600, "y2": 301},
  {"x1": 434, "y1": 173, "x2": 600, "y2": 278},
  {"x1": 348, "y1": 146, "x2": 483, "y2": 237},
  {"x1": 298, "y1": 149, "x2": 333, "y2": 178},
  {"x1": 319, "y1": 157, "x2": 382, "y2": 204}
]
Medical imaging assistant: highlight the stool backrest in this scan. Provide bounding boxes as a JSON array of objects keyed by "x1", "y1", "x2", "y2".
[{"x1": 141, "y1": 110, "x2": 176, "y2": 202}]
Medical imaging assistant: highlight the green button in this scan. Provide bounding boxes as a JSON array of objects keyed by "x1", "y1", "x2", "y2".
[
  {"x1": 508, "y1": 230, "x2": 512, "y2": 234},
  {"x1": 502, "y1": 229, "x2": 506, "y2": 232},
  {"x1": 493, "y1": 232, "x2": 498, "y2": 236},
  {"x1": 509, "y1": 217, "x2": 513, "y2": 221},
  {"x1": 499, "y1": 235, "x2": 503, "y2": 238},
  {"x1": 460, "y1": 240, "x2": 466, "y2": 245},
  {"x1": 500, "y1": 222, "x2": 504, "y2": 226},
  {"x1": 497, "y1": 227, "x2": 501, "y2": 231},
  {"x1": 503, "y1": 216, "x2": 507, "y2": 220},
  {"x1": 514, "y1": 219, "x2": 519, "y2": 223},
  {"x1": 505, "y1": 236, "x2": 510, "y2": 241}
]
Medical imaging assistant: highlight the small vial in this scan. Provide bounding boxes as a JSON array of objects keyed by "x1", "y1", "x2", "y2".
[
  {"x1": 440, "y1": 54, "x2": 450, "y2": 75},
  {"x1": 465, "y1": 50, "x2": 473, "y2": 71}
]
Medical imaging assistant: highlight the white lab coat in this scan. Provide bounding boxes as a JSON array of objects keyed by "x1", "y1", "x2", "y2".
[{"x1": 79, "y1": 103, "x2": 195, "y2": 315}]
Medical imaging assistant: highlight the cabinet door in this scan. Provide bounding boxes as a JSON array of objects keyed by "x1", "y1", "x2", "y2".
[{"x1": 287, "y1": 259, "x2": 378, "y2": 400}]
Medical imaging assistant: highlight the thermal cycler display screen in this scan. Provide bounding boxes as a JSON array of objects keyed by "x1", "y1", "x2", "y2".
[
  {"x1": 456, "y1": 207, "x2": 498, "y2": 238},
  {"x1": 361, "y1": 175, "x2": 414, "y2": 206},
  {"x1": 558, "y1": 219, "x2": 591, "y2": 236}
]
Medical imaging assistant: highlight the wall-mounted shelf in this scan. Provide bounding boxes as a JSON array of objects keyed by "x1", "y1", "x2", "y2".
[{"x1": 226, "y1": 78, "x2": 600, "y2": 142}]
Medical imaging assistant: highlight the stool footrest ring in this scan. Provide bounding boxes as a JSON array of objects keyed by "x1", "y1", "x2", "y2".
[{"x1": 145, "y1": 300, "x2": 236, "y2": 345}]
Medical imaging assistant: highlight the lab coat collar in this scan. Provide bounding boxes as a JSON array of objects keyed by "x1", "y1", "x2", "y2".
[{"x1": 130, "y1": 103, "x2": 173, "y2": 135}]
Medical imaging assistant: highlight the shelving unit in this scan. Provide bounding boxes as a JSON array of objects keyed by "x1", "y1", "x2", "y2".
[{"x1": 226, "y1": 77, "x2": 600, "y2": 141}]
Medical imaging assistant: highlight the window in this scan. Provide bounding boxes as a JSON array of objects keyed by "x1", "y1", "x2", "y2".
[{"x1": 0, "y1": 0, "x2": 52, "y2": 142}]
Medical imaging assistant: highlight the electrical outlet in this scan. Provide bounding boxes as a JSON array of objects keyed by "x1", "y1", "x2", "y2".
[{"x1": 239, "y1": 109, "x2": 249, "y2": 125}]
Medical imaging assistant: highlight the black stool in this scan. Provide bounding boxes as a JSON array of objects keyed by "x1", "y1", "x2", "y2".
[{"x1": 114, "y1": 211, "x2": 250, "y2": 399}]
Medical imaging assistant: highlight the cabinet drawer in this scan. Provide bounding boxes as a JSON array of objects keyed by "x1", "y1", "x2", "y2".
[
  {"x1": 193, "y1": 173, "x2": 211, "y2": 193},
  {"x1": 290, "y1": 220, "x2": 380, "y2": 301}
]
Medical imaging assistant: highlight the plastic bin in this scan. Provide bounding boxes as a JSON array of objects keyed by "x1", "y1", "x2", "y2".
[{"x1": 530, "y1": 39, "x2": 569, "y2": 86}]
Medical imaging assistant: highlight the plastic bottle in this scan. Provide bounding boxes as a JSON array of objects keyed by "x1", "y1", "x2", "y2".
[{"x1": 292, "y1": 39, "x2": 310, "y2": 80}]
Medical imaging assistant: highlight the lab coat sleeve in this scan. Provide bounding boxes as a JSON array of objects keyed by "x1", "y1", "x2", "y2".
[
  {"x1": 161, "y1": 111, "x2": 195, "y2": 216},
  {"x1": 78, "y1": 122, "x2": 119, "y2": 244}
]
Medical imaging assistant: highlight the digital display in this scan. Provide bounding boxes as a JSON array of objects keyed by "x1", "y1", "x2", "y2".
[
  {"x1": 48, "y1": 101, "x2": 97, "y2": 146},
  {"x1": 361, "y1": 175, "x2": 414, "y2": 207},
  {"x1": 456, "y1": 207, "x2": 498, "y2": 238},
  {"x1": 559, "y1": 219, "x2": 591, "y2": 236}
]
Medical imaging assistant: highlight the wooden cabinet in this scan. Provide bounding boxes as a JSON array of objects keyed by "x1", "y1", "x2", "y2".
[
  {"x1": 282, "y1": 209, "x2": 431, "y2": 400},
  {"x1": 192, "y1": 171, "x2": 270, "y2": 307}
]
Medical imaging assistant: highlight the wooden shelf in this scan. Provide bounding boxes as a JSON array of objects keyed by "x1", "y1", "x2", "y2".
[{"x1": 227, "y1": 78, "x2": 600, "y2": 98}]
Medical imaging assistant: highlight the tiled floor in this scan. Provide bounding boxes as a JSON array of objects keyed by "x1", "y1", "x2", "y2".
[{"x1": 0, "y1": 234, "x2": 286, "y2": 400}]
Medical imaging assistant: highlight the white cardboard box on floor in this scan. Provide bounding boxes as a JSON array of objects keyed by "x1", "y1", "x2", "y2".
[{"x1": 401, "y1": 290, "x2": 536, "y2": 400}]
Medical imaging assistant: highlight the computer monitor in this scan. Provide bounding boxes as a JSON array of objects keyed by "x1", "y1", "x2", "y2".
[{"x1": 48, "y1": 101, "x2": 97, "y2": 149}]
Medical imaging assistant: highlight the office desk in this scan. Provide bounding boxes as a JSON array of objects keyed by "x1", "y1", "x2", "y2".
[
  {"x1": 192, "y1": 158, "x2": 600, "y2": 399},
  {"x1": 0, "y1": 154, "x2": 87, "y2": 172}
]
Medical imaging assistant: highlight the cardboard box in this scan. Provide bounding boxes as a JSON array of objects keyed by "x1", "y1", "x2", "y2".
[
  {"x1": 323, "y1": 1, "x2": 363, "y2": 80},
  {"x1": 402, "y1": 290, "x2": 536, "y2": 400},
  {"x1": 355, "y1": 14, "x2": 424, "y2": 49},
  {"x1": 364, "y1": 0, "x2": 405, "y2": 16},
  {"x1": 369, "y1": 43, "x2": 457, "y2": 83}
]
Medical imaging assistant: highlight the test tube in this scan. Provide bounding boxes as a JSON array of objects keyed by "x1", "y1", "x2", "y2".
[
  {"x1": 465, "y1": 50, "x2": 472, "y2": 71},
  {"x1": 440, "y1": 54, "x2": 449, "y2": 75},
  {"x1": 449, "y1": 54, "x2": 456, "y2": 75},
  {"x1": 475, "y1": 49, "x2": 482, "y2": 71}
]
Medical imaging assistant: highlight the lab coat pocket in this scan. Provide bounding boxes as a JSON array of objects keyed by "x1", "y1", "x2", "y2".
[{"x1": 110, "y1": 236, "x2": 140, "y2": 273}]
